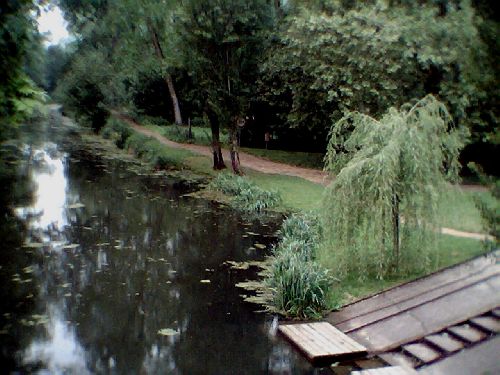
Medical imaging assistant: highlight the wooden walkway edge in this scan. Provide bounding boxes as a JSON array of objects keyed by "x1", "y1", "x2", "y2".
[{"x1": 278, "y1": 322, "x2": 367, "y2": 365}]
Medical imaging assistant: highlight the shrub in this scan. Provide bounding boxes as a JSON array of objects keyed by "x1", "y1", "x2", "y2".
[{"x1": 101, "y1": 118, "x2": 133, "y2": 149}]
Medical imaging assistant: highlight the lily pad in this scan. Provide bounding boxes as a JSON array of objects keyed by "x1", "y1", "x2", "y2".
[{"x1": 158, "y1": 328, "x2": 179, "y2": 336}]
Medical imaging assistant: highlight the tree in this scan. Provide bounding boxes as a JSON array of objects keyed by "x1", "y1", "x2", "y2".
[
  {"x1": 321, "y1": 95, "x2": 465, "y2": 279},
  {"x1": 258, "y1": 0, "x2": 497, "y2": 162},
  {"x1": 179, "y1": 0, "x2": 274, "y2": 172},
  {"x1": 0, "y1": 0, "x2": 46, "y2": 141}
]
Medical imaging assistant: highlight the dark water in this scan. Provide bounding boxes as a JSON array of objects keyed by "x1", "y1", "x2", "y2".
[{"x1": 0, "y1": 113, "x2": 329, "y2": 374}]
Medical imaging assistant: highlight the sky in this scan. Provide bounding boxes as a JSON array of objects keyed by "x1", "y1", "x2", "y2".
[{"x1": 37, "y1": 6, "x2": 70, "y2": 46}]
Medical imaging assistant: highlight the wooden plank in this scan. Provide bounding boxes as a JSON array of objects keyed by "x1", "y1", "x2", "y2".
[
  {"x1": 470, "y1": 316, "x2": 500, "y2": 333},
  {"x1": 403, "y1": 343, "x2": 440, "y2": 363},
  {"x1": 447, "y1": 324, "x2": 487, "y2": 343},
  {"x1": 424, "y1": 333, "x2": 465, "y2": 353},
  {"x1": 351, "y1": 366, "x2": 418, "y2": 375},
  {"x1": 418, "y1": 336, "x2": 500, "y2": 375},
  {"x1": 279, "y1": 325, "x2": 324, "y2": 358},
  {"x1": 333, "y1": 267, "x2": 499, "y2": 333},
  {"x1": 278, "y1": 322, "x2": 367, "y2": 364},
  {"x1": 329, "y1": 252, "x2": 498, "y2": 326},
  {"x1": 320, "y1": 321, "x2": 368, "y2": 352},
  {"x1": 346, "y1": 274, "x2": 500, "y2": 352}
]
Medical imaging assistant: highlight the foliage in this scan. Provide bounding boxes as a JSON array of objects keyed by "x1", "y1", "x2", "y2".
[
  {"x1": 266, "y1": 214, "x2": 332, "y2": 318},
  {"x1": 178, "y1": 0, "x2": 275, "y2": 170},
  {"x1": 44, "y1": 45, "x2": 72, "y2": 93},
  {"x1": 54, "y1": 48, "x2": 114, "y2": 132},
  {"x1": 0, "y1": 0, "x2": 45, "y2": 141},
  {"x1": 101, "y1": 117, "x2": 133, "y2": 149},
  {"x1": 208, "y1": 172, "x2": 281, "y2": 211},
  {"x1": 321, "y1": 95, "x2": 466, "y2": 279},
  {"x1": 258, "y1": 0, "x2": 498, "y2": 160}
]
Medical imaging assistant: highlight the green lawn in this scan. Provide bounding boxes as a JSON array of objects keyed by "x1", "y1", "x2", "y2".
[
  {"x1": 245, "y1": 170, "x2": 325, "y2": 212},
  {"x1": 327, "y1": 235, "x2": 487, "y2": 307},
  {"x1": 241, "y1": 147, "x2": 324, "y2": 170},
  {"x1": 438, "y1": 185, "x2": 492, "y2": 233}
]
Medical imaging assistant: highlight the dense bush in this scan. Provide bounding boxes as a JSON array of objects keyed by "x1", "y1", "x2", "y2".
[{"x1": 208, "y1": 173, "x2": 281, "y2": 212}]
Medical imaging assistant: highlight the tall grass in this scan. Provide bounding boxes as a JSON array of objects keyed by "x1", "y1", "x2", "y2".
[
  {"x1": 266, "y1": 213, "x2": 333, "y2": 319},
  {"x1": 209, "y1": 172, "x2": 281, "y2": 212}
]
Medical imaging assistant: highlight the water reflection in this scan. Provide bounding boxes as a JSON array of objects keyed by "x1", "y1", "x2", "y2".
[
  {"x1": 23, "y1": 304, "x2": 89, "y2": 374},
  {"x1": 2, "y1": 122, "x2": 325, "y2": 374},
  {"x1": 16, "y1": 144, "x2": 68, "y2": 232}
]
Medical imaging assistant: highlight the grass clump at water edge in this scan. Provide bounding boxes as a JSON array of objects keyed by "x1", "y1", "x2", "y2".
[
  {"x1": 265, "y1": 213, "x2": 333, "y2": 319},
  {"x1": 208, "y1": 172, "x2": 281, "y2": 212}
]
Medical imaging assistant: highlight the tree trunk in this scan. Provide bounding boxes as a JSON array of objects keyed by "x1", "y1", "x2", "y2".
[
  {"x1": 392, "y1": 191, "x2": 400, "y2": 270},
  {"x1": 206, "y1": 107, "x2": 226, "y2": 170},
  {"x1": 229, "y1": 128, "x2": 243, "y2": 175},
  {"x1": 274, "y1": 0, "x2": 283, "y2": 18},
  {"x1": 164, "y1": 74, "x2": 182, "y2": 125},
  {"x1": 147, "y1": 21, "x2": 183, "y2": 125}
]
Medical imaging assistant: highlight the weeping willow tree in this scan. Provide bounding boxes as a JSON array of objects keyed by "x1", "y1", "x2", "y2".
[{"x1": 321, "y1": 95, "x2": 466, "y2": 279}]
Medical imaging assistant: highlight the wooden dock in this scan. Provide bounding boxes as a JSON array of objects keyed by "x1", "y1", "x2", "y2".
[
  {"x1": 327, "y1": 250, "x2": 500, "y2": 374},
  {"x1": 278, "y1": 322, "x2": 367, "y2": 365},
  {"x1": 351, "y1": 366, "x2": 417, "y2": 375}
]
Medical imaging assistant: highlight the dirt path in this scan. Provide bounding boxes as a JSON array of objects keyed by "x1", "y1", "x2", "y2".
[
  {"x1": 119, "y1": 115, "x2": 492, "y2": 240},
  {"x1": 121, "y1": 116, "x2": 330, "y2": 185}
]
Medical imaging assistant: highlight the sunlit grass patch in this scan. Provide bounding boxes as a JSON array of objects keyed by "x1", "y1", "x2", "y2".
[{"x1": 245, "y1": 171, "x2": 324, "y2": 212}]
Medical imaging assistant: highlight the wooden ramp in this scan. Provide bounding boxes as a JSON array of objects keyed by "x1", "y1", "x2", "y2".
[
  {"x1": 327, "y1": 251, "x2": 500, "y2": 352},
  {"x1": 278, "y1": 322, "x2": 367, "y2": 365}
]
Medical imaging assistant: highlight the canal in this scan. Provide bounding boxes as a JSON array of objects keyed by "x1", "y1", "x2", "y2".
[{"x1": 0, "y1": 109, "x2": 330, "y2": 374}]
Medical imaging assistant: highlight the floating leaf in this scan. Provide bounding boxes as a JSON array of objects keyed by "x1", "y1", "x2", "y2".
[
  {"x1": 158, "y1": 328, "x2": 179, "y2": 336},
  {"x1": 66, "y1": 203, "x2": 85, "y2": 209},
  {"x1": 23, "y1": 242, "x2": 44, "y2": 249},
  {"x1": 63, "y1": 244, "x2": 79, "y2": 250},
  {"x1": 254, "y1": 243, "x2": 266, "y2": 250},
  {"x1": 22, "y1": 266, "x2": 34, "y2": 274}
]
